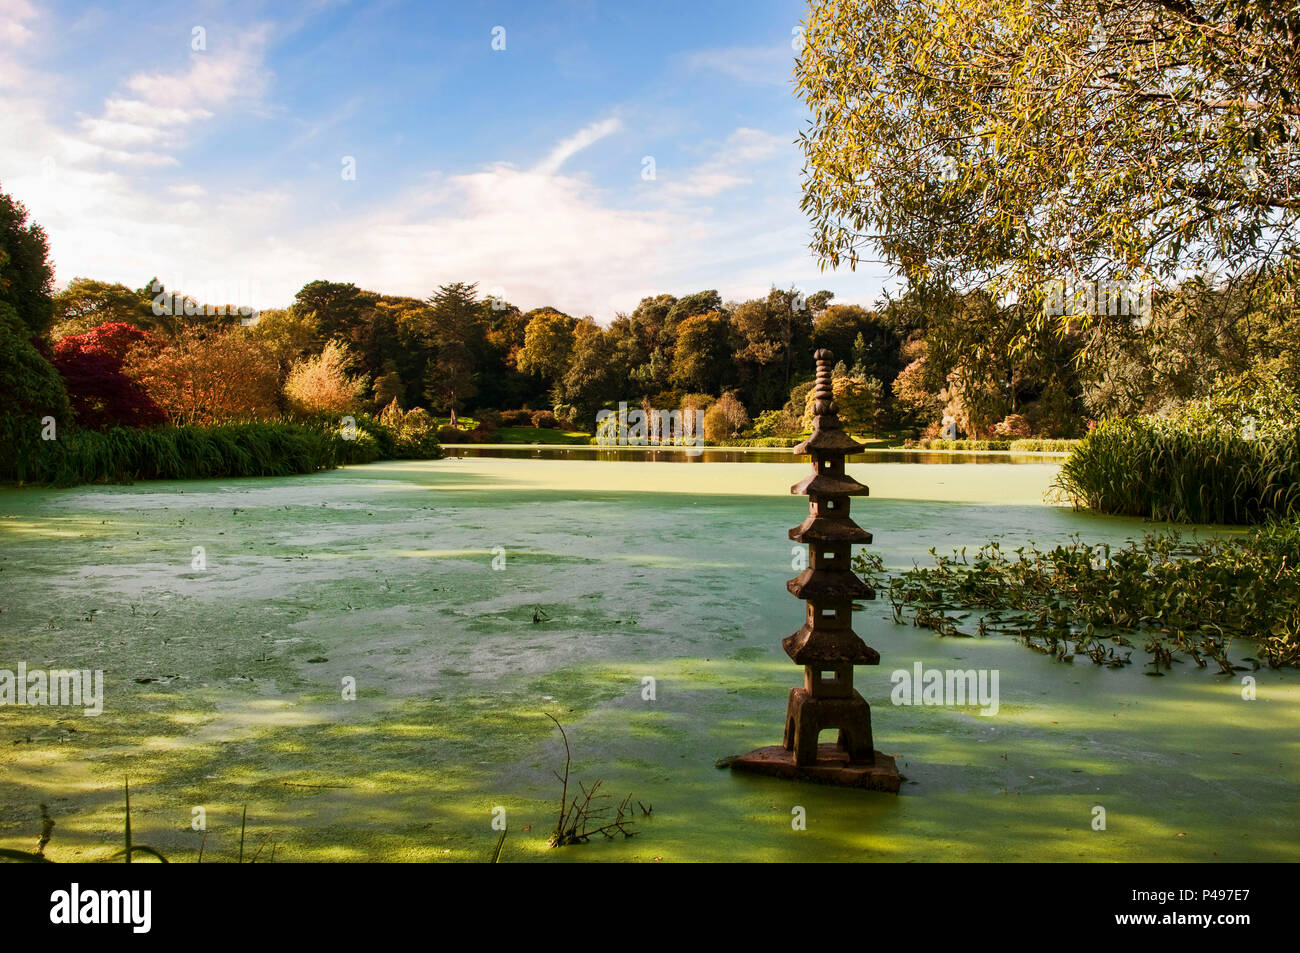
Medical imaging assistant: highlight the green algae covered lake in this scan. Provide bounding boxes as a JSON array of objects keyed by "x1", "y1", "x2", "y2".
[{"x1": 1, "y1": 457, "x2": 1296, "y2": 862}]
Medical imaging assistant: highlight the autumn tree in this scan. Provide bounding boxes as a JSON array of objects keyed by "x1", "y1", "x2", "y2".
[
  {"x1": 52, "y1": 322, "x2": 166, "y2": 430},
  {"x1": 371, "y1": 359, "x2": 404, "y2": 410},
  {"x1": 284, "y1": 340, "x2": 367, "y2": 416},
  {"x1": 890, "y1": 340, "x2": 943, "y2": 433},
  {"x1": 625, "y1": 294, "x2": 677, "y2": 393},
  {"x1": 125, "y1": 328, "x2": 280, "y2": 424},
  {"x1": 704, "y1": 392, "x2": 751, "y2": 441},
  {"x1": 731, "y1": 287, "x2": 823, "y2": 407},
  {"x1": 479, "y1": 300, "x2": 536, "y2": 409},
  {"x1": 813, "y1": 304, "x2": 902, "y2": 385},
  {"x1": 666, "y1": 290, "x2": 723, "y2": 334}
]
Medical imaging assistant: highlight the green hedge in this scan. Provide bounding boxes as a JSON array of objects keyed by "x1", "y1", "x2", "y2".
[
  {"x1": 1053, "y1": 416, "x2": 1300, "y2": 524},
  {"x1": 903, "y1": 438, "x2": 1079, "y2": 452},
  {"x1": 711, "y1": 436, "x2": 802, "y2": 448},
  {"x1": 12, "y1": 413, "x2": 441, "y2": 487},
  {"x1": 1009, "y1": 438, "x2": 1080, "y2": 453}
]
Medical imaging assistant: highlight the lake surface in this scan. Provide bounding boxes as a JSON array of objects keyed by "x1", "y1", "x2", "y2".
[{"x1": 0, "y1": 458, "x2": 1290, "y2": 861}]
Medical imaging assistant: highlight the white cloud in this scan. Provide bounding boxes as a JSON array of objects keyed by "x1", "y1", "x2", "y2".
[
  {"x1": 103, "y1": 98, "x2": 214, "y2": 126},
  {"x1": 662, "y1": 127, "x2": 786, "y2": 198},
  {"x1": 125, "y1": 24, "x2": 271, "y2": 108},
  {"x1": 0, "y1": 21, "x2": 885, "y2": 323},
  {"x1": 0, "y1": 0, "x2": 37, "y2": 47},
  {"x1": 532, "y1": 116, "x2": 621, "y2": 175},
  {"x1": 69, "y1": 26, "x2": 271, "y2": 164}
]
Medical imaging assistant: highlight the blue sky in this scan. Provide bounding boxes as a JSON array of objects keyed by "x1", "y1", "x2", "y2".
[{"x1": 0, "y1": 0, "x2": 895, "y2": 318}]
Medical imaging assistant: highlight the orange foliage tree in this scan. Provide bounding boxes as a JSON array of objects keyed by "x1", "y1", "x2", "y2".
[{"x1": 125, "y1": 327, "x2": 280, "y2": 425}]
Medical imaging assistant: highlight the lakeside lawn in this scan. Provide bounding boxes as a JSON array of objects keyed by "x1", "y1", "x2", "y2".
[{"x1": 1, "y1": 457, "x2": 1294, "y2": 862}]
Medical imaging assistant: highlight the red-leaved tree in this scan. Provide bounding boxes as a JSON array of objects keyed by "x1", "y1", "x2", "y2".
[{"x1": 52, "y1": 321, "x2": 166, "y2": 430}]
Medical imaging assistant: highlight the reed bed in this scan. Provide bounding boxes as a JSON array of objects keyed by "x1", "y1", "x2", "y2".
[
  {"x1": 10, "y1": 413, "x2": 440, "y2": 487},
  {"x1": 1053, "y1": 417, "x2": 1300, "y2": 524}
]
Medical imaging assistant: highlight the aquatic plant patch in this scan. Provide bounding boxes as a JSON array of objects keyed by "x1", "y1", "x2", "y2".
[{"x1": 855, "y1": 523, "x2": 1300, "y2": 671}]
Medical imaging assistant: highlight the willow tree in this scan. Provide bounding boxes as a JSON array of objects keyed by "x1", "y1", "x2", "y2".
[{"x1": 795, "y1": 0, "x2": 1300, "y2": 325}]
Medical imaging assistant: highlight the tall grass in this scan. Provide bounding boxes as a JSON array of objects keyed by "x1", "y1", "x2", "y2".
[
  {"x1": 9, "y1": 412, "x2": 442, "y2": 487},
  {"x1": 19, "y1": 422, "x2": 338, "y2": 486},
  {"x1": 1053, "y1": 417, "x2": 1300, "y2": 524}
]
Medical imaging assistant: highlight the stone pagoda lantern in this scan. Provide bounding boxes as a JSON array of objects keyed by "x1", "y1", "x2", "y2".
[{"x1": 728, "y1": 349, "x2": 901, "y2": 792}]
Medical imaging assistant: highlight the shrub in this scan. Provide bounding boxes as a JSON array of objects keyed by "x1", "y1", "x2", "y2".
[
  {"x1": 551, "y1": 403, "x2": 577, "y2": 427},
  {"x1": 51, "y1": 322, "x2": 165, "y2": 430},
  {"x1": 1010, "y1": 438, "x2": 1079, "y2": 453},
  {"x1": 312, "y1": 411, "x2": 391, "y2": 464},
  {"x1": 911, "y1": 438, "x2": 1012, "y2": 451},
  {"x1": 387, "y1": 407, "x2": 441, "y2": 458},
  {"x1": 500, "y1": 409, "x2": 533, "y2": 426},
  {"x1": 283, "y1": 340, "x2": 366, "y2": 416},
  {"x1": 992, "y1": 413, "x2": 1033, "y2": 438},
  {"x1": 748, "y1": 408, "x2": 800, "y2": 439},
  {"x1": 438, "y1": 425, "x2": 470, "y2": 443},
  {"x1": 715, "y1": 436, "x2": 802, "y2": 448},
  {"x1": 703, "y1": 393, "x2": 750, "y2": 442},
  {"x1": 10, "y1": 408, "x2": 441, "y2": 487},
  {"x1": 531, "y1": 410, "x2": 560, "y2": 429}
]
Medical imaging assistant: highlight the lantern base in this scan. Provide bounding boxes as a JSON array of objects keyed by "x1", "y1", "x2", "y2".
[{"x1": 725, "y1": 744, "x2": 902, "y2": 793}]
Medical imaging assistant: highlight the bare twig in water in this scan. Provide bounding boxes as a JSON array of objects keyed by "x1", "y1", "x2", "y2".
[{"x1": 544, "y1": 714, "x2": 638, "y2": 846}]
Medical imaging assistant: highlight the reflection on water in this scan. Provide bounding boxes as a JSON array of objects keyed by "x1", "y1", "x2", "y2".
[{"x1": 445, "y1": 445, "x2": 1059, "y2": 464}]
